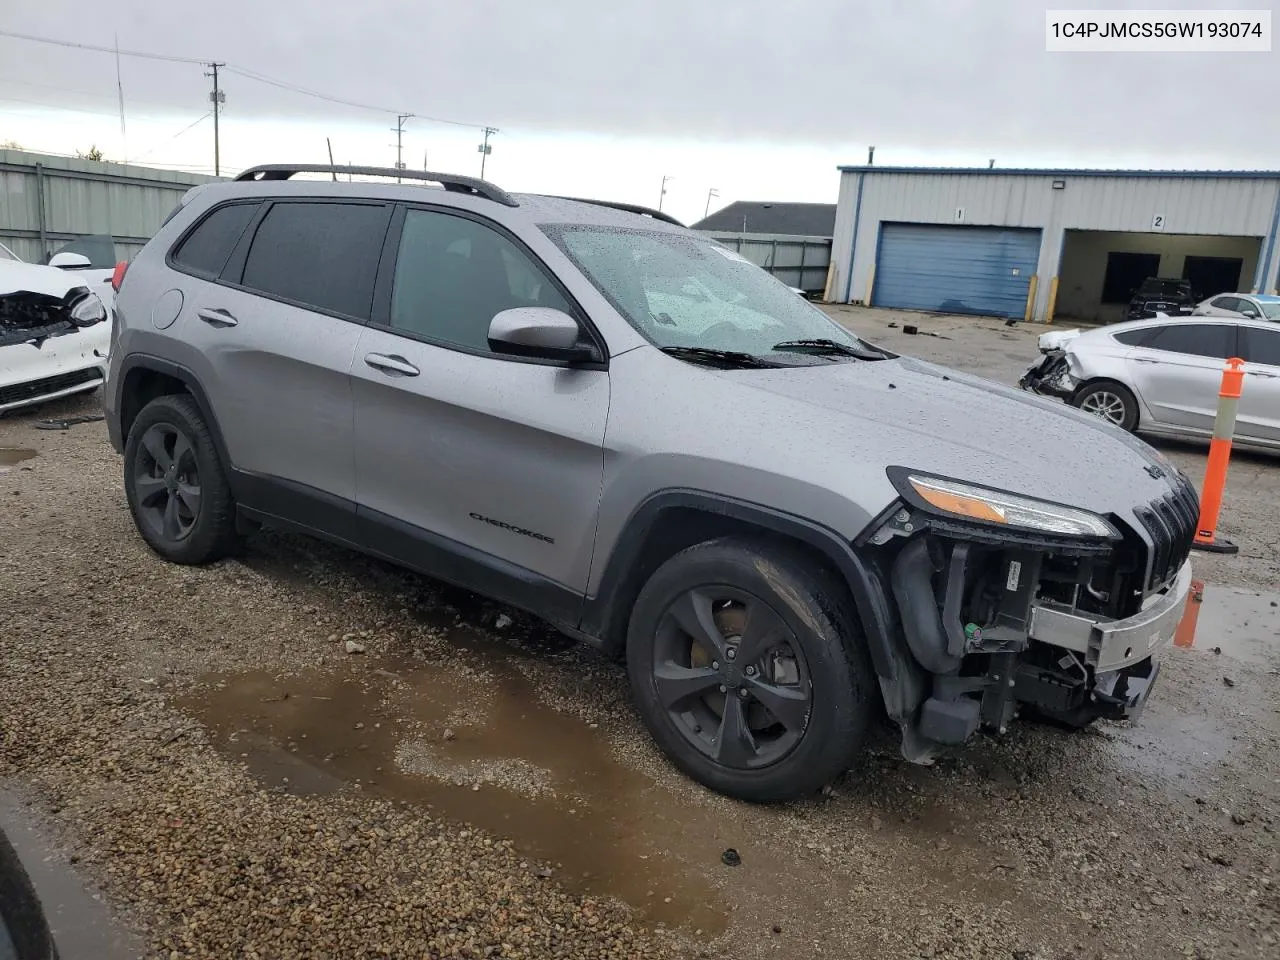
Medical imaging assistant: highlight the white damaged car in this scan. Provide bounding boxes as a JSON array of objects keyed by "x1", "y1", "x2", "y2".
[{"x1": 0, "y1": 243, "x2": 114, "y2": 415}]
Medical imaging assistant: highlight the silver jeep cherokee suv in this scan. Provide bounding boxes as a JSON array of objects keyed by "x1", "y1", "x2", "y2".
[{"x1": 105, "y1": 164, "x2": 1196, "y2": 802}]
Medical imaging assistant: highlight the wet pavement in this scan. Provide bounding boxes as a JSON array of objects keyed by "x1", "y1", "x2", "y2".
[
  {"x1": 180, "y1": 658, "x2": 731, "y2": 935},
  {"x1": 0, "y1": 788, "x2": 141, "y2": 960},
  {"x1": 1187, "y1": 582, "x2": 1280, "y2": 666},
  {"x1": 0, "y1": 447, "x2": 36, "y2": 474},
  {"x1": 171, "y1": 573, "x2": 1280, "y2": 955}
]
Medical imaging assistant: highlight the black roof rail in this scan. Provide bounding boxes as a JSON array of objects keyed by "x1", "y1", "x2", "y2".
[
  {"x1": 549, "y1": 196, "x2": 684, "y2": 227},
  {"x1": 232, "y1": 164, "x2": 519, "y2": 207}
]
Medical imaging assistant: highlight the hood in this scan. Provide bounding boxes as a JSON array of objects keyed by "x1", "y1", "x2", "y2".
[
  {"x1": 729, "y1": 355, "x2": 1180, "y2": 518},
  {"x1": 0, "y1": 260, "x2": 91, "y2": 299}
]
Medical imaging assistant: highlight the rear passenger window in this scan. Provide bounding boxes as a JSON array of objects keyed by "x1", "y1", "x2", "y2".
[
  {"x1": 171, "y1": 202, "x2": 259, "y2": 278},
  {"x1": 1143, "y1": 323, "x2": 1235, "y2": 359},
  {"x1": 1240, "y1": 326, "x2": 1280, "y2": 367},
  {"x1": 1210, "y1": 296, "x2": 1241, "y2": 312},
  {"x1": 239, "y1": 202, "x2": 390, "y2": 320}
]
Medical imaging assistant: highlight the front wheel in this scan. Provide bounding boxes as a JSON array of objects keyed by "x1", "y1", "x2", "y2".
[
  {"x1": 625, "y1": 538, "x2": 875, "y2": 802},
  {"x1": 1072, "y1": 380, "x2": 1139, "y2": 432}
]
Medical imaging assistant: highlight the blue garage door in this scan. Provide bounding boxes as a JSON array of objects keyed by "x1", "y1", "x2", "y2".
[{"x1": 873, "y1": 223, "x2": 1041, "y2": 318}]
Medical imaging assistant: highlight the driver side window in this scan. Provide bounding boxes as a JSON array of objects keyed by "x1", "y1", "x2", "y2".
[{"x1": 389, "y1": 209, "x2": 573, "y2": 353}]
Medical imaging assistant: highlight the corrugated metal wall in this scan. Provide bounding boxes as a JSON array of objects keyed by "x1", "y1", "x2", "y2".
[
  {"x1": 0, "y1": 149, "x2": 217, "y2": 264},
  {"x1": 830, "y1": 169, "x2": 1280, "y2": 318},
  {"x1": 701, "y1": 232, "x2": 832, "y2": 293}
]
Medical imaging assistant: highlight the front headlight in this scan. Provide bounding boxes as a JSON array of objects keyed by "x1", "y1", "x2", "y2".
[
  {"x1": 895, "y1": 472, "x2": 1119, "y2": 538},
  {"x1": 68, "y1": 291, "x2": 107, "y2": 327}
]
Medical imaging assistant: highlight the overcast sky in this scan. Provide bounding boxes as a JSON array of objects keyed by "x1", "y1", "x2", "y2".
[{"x1": 2, "y1": 0, "x2": 1277, "y2": 224}]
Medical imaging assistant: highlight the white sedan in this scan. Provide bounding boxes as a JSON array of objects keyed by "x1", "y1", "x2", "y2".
[
  {"x1": 1020, "y1": 316, "x2": 1280, "y2": 451},
  {"x1": 1190, "y1": 292, "x2": 1280, "y2": 322},
  {"x1": 0, "y1": 247, "x2": 113, "y2": 416}
]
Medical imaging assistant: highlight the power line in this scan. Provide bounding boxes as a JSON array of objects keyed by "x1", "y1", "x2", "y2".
[
  {"x1": 133, "y1": 112, "x2": 212, "y2": 161},
  {"x1": 0, "y1": 95, "x2": 197, "y2": 125},
  {"x1": 0, "y1": 29, "x2": 206, "y2": 64},
  {"x1": 223, "y1": 65, "x2": 486, "y2": 129},
  {"x1": 0, "y1": 75, "x2": 197, "y2": 113},
  {"x1": 0, "y1": 29, "x2": 491, "y2": 131}
]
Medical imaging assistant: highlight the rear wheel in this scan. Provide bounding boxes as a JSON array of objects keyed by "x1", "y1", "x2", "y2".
[
  {"x1": 1073, "y1": 380, "x2": 1138, "y2": 432},
  {"x1": 124, "y1": 394, "x2": 239, "y2": 564},
  {"x1": 626, "y1": 538, "x2": 874, "y2": 802}
]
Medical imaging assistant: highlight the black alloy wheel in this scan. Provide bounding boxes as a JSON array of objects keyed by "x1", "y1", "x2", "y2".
[
  {"x1": 133, "y1": 422, "x2": 202, "y2": 543},
  {"x1": 651, "y1": 586, "x2": 813, "y2": 769}
]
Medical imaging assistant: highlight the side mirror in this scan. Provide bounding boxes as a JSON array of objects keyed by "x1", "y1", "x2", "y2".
[
  {"x1": 48, "y1": 251, "x2": 92, "y2": 269},
  {"x1": 1242, "y1": 309, "x2": 1259, "y2": 319},
  {"x1": 488, "y1": 307, "x2": 599, "y2": 363}
]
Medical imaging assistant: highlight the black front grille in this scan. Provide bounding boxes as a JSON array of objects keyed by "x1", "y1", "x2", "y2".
[
  {"x1": 0, "y1": 367, "x2": 102, "y2": 407},
  {"x1": 1134, "y1": 474, "x2": 1199, "y2": 590}
]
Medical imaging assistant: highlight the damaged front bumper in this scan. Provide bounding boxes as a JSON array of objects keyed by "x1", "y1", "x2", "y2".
[
  {"x1": 1, "y1": 288, "x2": 110, "y2": 414},
  {"x1": 1019, "y1": 349, "x2": 1079, "y2": 399},
  {"x1": 861, "y1": 491, "x2": 1195, "y2": 760},
  {"x1": 1029, "y1": 561, "x2": 1190, "y2": 674}
]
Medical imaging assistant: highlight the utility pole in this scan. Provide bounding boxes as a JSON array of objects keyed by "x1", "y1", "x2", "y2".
[
  {"x1": 205, "y1": 62, "x2": 225, "y2": 176},
  {"x1": 704, "y1": 187, "x2": 719, "y2": 220},
  {"x1": 392, "y1": 114, "x2": 412, "y2": 182},
  {"x1": 478, "y1": 126, "x2": 497, "y2": 179},
  {"x1": 659, "y1": 175, "x2": 674, "y2": 212},
  {"x1": 114, "y1": 34, "x2": 127, "y2": 160}
]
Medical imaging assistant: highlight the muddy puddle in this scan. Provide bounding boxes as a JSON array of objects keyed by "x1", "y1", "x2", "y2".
[
  {"x1": 1181, "y1": 582, "x2": 1280, "y2": 666},
  {"x1": 0, "y1": 447, "x2": 37, "y2": 474},
  {"x1": 179, "y1": 654, "x2": 730, "y2": 934}
]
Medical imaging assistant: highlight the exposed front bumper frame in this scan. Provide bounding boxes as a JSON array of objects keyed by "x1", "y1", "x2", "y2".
[{"x1": 1028, "y1": 561, "x2": 1191, "y2": 672}]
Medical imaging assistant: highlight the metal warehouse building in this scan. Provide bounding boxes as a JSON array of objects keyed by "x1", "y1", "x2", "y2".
[
  {"x1": 692, "y1": 200, "x2": 836, "y2": 296},
  {"x1": 830, "y1": 166, "x2": 1280, "y2": 323},
  {"x1": 0, "y1": 148, "x2": 216, "y2": 264}
]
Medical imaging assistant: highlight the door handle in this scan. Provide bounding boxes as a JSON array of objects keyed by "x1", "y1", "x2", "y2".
[
  {"x1": 196, "y1": 307, "x2": 238, "y2": 328},
  {"x1": 1247, "y1": 370, "x2": 1278, "y2": 379},
  {"x1": 364, "y1": 353, "x2": 420, "y2": 377},
  {"x1": 1134, "y1": 357, "x2": 1160, "y2": 364}
]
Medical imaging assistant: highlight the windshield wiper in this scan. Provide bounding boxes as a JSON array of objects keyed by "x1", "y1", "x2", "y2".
[
  {"x1": 660, "y1": 346, "x2": 778, "y2": 368},
  {"x1": 770, "y1": 338, "x2": 890, "y2": 360}
]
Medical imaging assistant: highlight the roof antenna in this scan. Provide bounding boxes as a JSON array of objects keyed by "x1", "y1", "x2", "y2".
[
  {"x1": 867, "y1": 146, "x2": 875, "y2": 165},
  {"x1": 989, "y1": 158, "x2": 996, "y2": 168}
]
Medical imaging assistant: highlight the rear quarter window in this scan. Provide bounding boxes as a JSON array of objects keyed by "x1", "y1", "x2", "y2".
[
  {"x1": 1112, "y1": 328, "x2": 1155, "y2": 346},
  {"x1": 170, "y1": 202, "x2": 261, "y2": 279}
]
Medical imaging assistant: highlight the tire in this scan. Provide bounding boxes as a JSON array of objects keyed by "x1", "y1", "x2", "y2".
[
  {"x1": 123, "y1": 393, "x2": 239, "y2": 565},
  {"x1": 1072, "y1": 380, "x2": 1139, "y2": 432},
  {"x1": 625, "y1": 537, "x2": 875, "y2": 802}
]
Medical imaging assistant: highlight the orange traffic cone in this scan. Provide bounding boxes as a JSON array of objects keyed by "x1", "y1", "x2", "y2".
[{"x1": 1191, "y1": 357, "x2": 1245, "y2": 555}]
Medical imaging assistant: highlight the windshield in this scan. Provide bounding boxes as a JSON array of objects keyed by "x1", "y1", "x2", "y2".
[
  {"x1": 1259, "y1": 300, "x2": 1280, "y2": 319},
  {"x1": 545, "y1": 225, "x2": 876, "y2": 358}
]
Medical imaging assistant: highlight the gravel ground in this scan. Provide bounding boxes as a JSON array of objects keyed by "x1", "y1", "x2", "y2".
[{"x1": 1, "y1": 310, "x2": 1277, "y2": 959}]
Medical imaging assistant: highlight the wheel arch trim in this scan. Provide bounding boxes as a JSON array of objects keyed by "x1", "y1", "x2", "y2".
[
  {"x1": 113, "y1": 354, "x2": 234, "y2": 483},
  {"x1": 582, "y1": 488, "x2": 898, "y2": 679}
]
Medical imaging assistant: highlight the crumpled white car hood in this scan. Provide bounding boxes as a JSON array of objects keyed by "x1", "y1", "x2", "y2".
[{"x1": 0, "y1": 260, "x2": 95, "y2": 298}]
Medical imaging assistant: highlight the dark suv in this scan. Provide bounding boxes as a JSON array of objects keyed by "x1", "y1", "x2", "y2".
[{"x1": 1126, "y1": 277, "x2": 1196, "y2": 321}]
